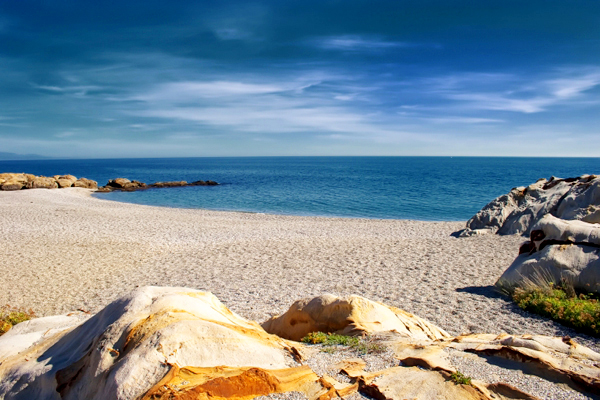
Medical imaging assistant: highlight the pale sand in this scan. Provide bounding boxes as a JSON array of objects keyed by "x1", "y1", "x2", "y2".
[{"x1": 0, "y1": 188, "x2": 596, "y2": 351}]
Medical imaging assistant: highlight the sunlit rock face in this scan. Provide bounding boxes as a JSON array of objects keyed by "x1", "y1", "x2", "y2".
[
  {"x1": 261, "y1": 293, "x2": 451, "y2": 342},
  {"x1": 497, "y1": 214, "x2": 600, "y2": 294},
  {"x1": 0, "y1": 287, "x2": 306, "y2": 400},
  {"x1": 2, "y1": 289, "x2": 600, "y2": 400},
  {"x1": 0, "y1": 172, "x2": 98, "y2": 190},
  {"x1": 462, "y1": 174, "x2": 600, "y2": 236}
]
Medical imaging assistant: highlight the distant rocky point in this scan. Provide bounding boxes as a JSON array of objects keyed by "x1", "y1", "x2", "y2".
[
  {"x1": 97, "y1": 177, "x2": 218, "y2": 192},
  {"x1": 0, "y1": 173, "x2": 219, "y2": 192},
  {"x1": 0, "y1": 173, "x2": 97, "y2": 191}
]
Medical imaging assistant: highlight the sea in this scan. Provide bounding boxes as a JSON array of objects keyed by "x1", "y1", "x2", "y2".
[{"x1": 1, "y1": 157, "x2": 598, "y2": 221}]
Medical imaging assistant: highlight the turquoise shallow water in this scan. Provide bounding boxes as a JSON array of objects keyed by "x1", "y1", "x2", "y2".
[{"x1": 1, "y1": 157, "x2": 598, "y2": 221}]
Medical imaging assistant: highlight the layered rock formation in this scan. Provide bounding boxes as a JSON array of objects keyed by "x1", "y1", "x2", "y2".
[
  {"x1": 0, "y1": 173, "x2": 218, "y2": 192},
  {"x1": 1, "y1": 288, "x2": 599, "y2": 400},
  {"x1": 496, "y1": 214, "x2": 600, "y2": 294},
  {"x1": 262, "y1": 294, "x2": 450, "y2": 342},
  {"x1": 0, "y1": 173, "x2": 98, "y2": 191},
  {"x1": 97, "y1": 178, "x2": 218, "y2": 192},
  {"x1": 461, "y1": 175, "x2": 600, "y2": 236}
]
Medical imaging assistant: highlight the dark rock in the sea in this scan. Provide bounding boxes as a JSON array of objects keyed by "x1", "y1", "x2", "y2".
[
  {"x1": 98, "y1": 178, "x2": 218, "y2": 192},
  {"x1": 106, "y1": 178, "x2": 132, "y2": 188},
  {"x1": 150, "y1": 181, "x2": 187, "y2": 188},
  {"x1": 191, "y1": 180, "x2": 219, "y2": 186},
  {"x1": 103, "y1": 178, "x2": 147, "y2": 191}
]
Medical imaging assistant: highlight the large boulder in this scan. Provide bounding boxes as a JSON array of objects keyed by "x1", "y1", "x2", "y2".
[
  {"x1": 26, "y1": 176, "x2": 58, "y2": 189},
  {"x1": 261, "y1": 294, "x2": 451, "y2": 342},
  {"x1": 462, "y1": 175, "x2": 599, "y2": 236},
  {"x1": 73, "y1": 177, "x2": 98, "y2": 189},
  {"x1": 104, "y1": 178, "x2": 147, "y2": 191},
  {"x1": 496, "y1": 215, "x2": 600, "y2": 294},
  {"x1": 0, "y1": 287, "x2": 317, "y2": 400},
  {"x1": 0, "y1": 173, "x2": 30, "y2": 191}
]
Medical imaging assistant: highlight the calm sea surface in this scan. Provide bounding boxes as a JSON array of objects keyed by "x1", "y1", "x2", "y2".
[{"x1": 1, "y1": 157, "x2": 598, "y2": 221}]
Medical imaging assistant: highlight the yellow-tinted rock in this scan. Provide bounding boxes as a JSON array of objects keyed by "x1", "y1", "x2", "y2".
[{"x1": 262, "y1": 294, "x2": 451, "y2": 342}]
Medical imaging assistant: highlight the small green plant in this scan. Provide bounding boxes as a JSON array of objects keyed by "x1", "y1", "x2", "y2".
[
  {"x1": 0, "y1": 305, "x2": 35, "y2": 336},
  {"x1": 450, "y1": 371, "x2": 472, "y2": 386},
  {"x1": 513, "y1": 285, "x2": 600, "y2": 336},
  {"x1": 300, "y1": 332, "x2": 387, "y2": 354},
  {"x1": 301, "y1": 331, "x2": 328, "y2": 344}
]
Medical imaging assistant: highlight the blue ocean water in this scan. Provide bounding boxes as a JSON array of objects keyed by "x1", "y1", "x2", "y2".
[{"x1": 1, "y1": 157, "x2": 598, "y2": 221}]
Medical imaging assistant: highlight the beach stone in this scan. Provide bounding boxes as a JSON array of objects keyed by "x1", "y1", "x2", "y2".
[
  {"x1": 55, "y1": 178, "x2": 74, "y2": 188},
  {"x1": 26, "y1": 176, "x2": 58, "y2": 189},
  {"x1": 73, "y1": 177, "x2": 98, "y2": 189},
  {"x1": 151, "y1": 180, "x2": 187, "y2": 188},
  {"x1": 463, "y1": 175, "x2": 600, "y2": 236},
  {"x1": 496, "y1": 215, "x2": 600, "y2": 294},
  {"x1": 261, "y1": 294, "x2": 451, "y2": 342},
  {"x1": 0, "y1": 179, "x2": 25, "y2": 191},
  {"x1": 0, "y1": 173, "x2": 29, "y2": 190},
  {"x1": 106, "y1": 177, "x2": 131, "y2": 188}
]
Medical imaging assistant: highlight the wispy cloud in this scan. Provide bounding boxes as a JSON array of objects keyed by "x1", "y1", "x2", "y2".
[
  {"x1": 309, "y1": 35, "x2": 410, "y2": 52},
  {"x1": 427, "y1": 68, "x2": 600, "y2": 113},
  {"x1": 132, "y1": 81, "x2": 284, "y2": 101}
]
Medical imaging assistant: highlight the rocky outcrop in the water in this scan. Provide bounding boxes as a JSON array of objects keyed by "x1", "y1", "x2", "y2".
[
  {"x1": 0, "y1": 173, "x2": 98, "y2": 191},
  {"x1": 461, "y1": 174, "x2": 600, "y2": 236},
  {"x1": 1, "y1": 288, "x2": 599, "y2": 400},
  {"x1": 496, "y1": 214, "x2": 600, "y2": 294},
  {"x1": 97, "y1": 178, "x2": 219, "y2": 192}
]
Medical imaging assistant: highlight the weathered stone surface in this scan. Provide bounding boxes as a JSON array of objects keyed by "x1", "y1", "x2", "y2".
[
  {"x1": 151, "y1": 180, "x2": 187, "y2": 188},
  {"x1": 0, "y1": 173, "x2": 29, "y2": 190},
  {"x1": 191, "y1": 180, "x2": 219, "y2": 186},
  {"x1": 73, "y1": 177, "x2": 98, "y2": 189},
  {"x1": 446, "y1": 333, "x2": 600, "y2": 395},
  {"x1": 107, "y1": 177, "x2": 131, "y2": 188},
  {"x1": 0, "y1": 287, "x2": 320, "y2": 400},
  {"x1": 3, "y1": 290, "x2": 600, "y2": 399},
  {"x1": 497, "y1": 215, "x2": 600, "y2": 294},
  {"x1": 56, "y1": 178, "x2": 74, "y2": 188},
  {"x1": 261, "y1": 294, "x2": 451, "y2": 342},
  {"x1": 462, "y1": 175, "x2": 600, "y2": 236},
  {"x1": 26, "y1": 176, "x2": 58, "y2": 189},
  {"x1": 98, "y1": 178, "x2": 218, "y2": 192},
  {"x1": 54, "y1": 174, "x2": 78, "y2": 184}
]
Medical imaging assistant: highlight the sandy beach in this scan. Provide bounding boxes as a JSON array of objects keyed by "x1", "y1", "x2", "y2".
[{"x1": 0, "y1": 188, "x2": 596, "y2": 349}]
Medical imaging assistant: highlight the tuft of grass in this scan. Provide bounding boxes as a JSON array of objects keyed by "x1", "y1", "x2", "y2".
[
  {"x1": 300, "y1": 332, "x2": 387, "y2": 354},
  {"x1": 513, "y1": 285, "x2": 600, "y2": 336},
  {"x1": 450, "y1": 371, "x2": 472, "y2": 385},
  {"x1": 0, "y1": 305, "x2": 35, "y2": 336},
  {"x1": 301, "y1": 331, "x2": 328, "y2": 344}
]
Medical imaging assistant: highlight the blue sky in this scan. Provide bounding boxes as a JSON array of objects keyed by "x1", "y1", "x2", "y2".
[{"x1": 0, "y1": 1, "x2": 599, "y2": 158}]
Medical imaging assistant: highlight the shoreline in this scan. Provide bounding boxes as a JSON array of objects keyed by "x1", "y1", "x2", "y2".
[
  {"x1": 92, "y1": 190, "x2": 466, "y2": 223},
  {"x1": 1, "y1": 188, "x2": 597, "y2": 351}
]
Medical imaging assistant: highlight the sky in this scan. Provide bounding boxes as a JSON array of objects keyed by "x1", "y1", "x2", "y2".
[{"x1": 0, "y1": 1, "x2": 599, "y2": 158}]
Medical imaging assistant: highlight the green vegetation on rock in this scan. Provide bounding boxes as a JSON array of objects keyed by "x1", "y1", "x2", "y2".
[
  {"x1": 450, "y1": 371, "x2": 472, "y2": 385},
  {"x1": 0, "y1": 306, "x2": 35, "y2": 336},
  {"x1": 301, "y1": 331, "x2": 387, "y2": 354},
  {"x1": 513, "y1": 285, "x2": 600, "y2": 336}
]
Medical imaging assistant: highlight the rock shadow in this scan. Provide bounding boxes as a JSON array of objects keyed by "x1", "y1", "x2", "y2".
[{"x1": 455, "y1": 285, "x2": 506, "y2": 300}]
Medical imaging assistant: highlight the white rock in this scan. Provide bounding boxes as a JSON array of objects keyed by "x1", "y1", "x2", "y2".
[{"x1": 465, "y1": 175, "x2": 600, "y2": 236}]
